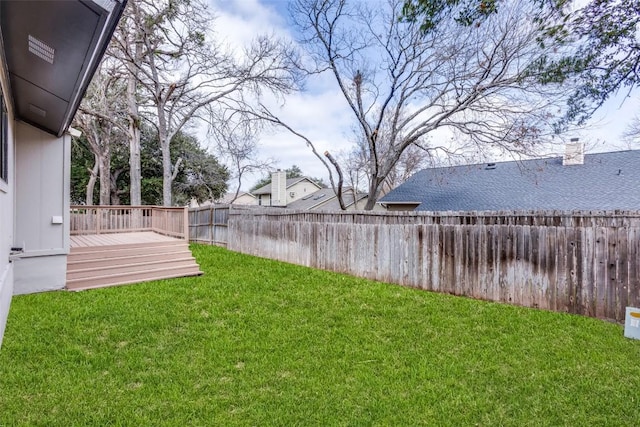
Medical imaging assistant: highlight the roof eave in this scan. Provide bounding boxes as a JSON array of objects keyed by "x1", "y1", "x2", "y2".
[
  {"x1": 0, "y1": 0, "x2": 128, "y2": 137},
  {"x1": 59, "y1": 0, "x2": 127, "y2": 137}
]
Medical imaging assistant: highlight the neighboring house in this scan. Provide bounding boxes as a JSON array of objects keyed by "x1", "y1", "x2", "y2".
[
  {"x1": 0, "y1": 1, "x2": 126, "y2": 347},
  {"x1": 379, "y1": 144, "x2": 640, "y2": 212},
  {"x1": 246, "y1": 170, "x2": 370, "y2": 211},
  {"x1": 188, "y1": 191, "x2": 256, "y2": 208},
  {"x1": 216, "y1": 191, "x2": 256, "y2": 205},
  {"x1": 192, "y1": 172, "x2": 366, "y2": 210},
  {"x1": 253, "y1": 170, "x2": 322, "y2": 206},
  {"x1": 287, "y1": 187, "x2": 368, "y2": 211}
]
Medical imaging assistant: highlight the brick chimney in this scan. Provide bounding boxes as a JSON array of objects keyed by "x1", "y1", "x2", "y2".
[{"x1": 563, "y1": 138, "x2": 584, "y2": 166}]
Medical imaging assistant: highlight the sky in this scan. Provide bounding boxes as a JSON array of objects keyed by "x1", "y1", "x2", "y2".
[
  {"x1": 205, "y1": 0, "x2": 640, "y2": 191},
  {"x1": 204, "y1": 0, "x2": 355, "y2": 190}
]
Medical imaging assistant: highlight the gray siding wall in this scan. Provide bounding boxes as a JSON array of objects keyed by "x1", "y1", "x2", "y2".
[
  {"x1": 0, "y1": 111, "x2": 15, "y2": 348},
  {"x1": 13, "y1": 121, "x2": 70, "y2": 294}
]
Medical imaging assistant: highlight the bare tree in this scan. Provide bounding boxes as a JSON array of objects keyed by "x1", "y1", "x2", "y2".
[
  {"x1": 102, "y1": 1, "x2": 146, "y2": 206},
  {"x1": 623, "y1": 114, "x2": 640, "y2": 147},
  {"x1": 347, "y1": 142, "x2": 435, "y2": 196},
  {"x1": 253, "y1": 0, "x2": 573, "y2": 210},
  {"x1": 341, "y1": 116, "x2": 440, "y2": 196},
  {"x1": 111, "y1": 0, "x2": 301, "y2": 206},
  {"x1": 119, "y1": 8, "x2": 142, "y2": 206},
  {"x1": 208, "y1": 116, "x2": 274, "y2": 203},
  {"x1": 74, "y1": 63, "x2": 127, "y2": 205},
  {"x1": 85, "y1": 154, "x2": 99, "y2": 205}
]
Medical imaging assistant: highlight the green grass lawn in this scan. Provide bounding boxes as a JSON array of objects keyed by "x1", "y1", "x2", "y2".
[{"x1": 1, "y1": 244, "x2": 639, "y2": 426}]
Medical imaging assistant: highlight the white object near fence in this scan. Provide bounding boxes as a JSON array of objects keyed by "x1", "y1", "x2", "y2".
[{"x1": 624, "y1": 307, "x2": 640, "y2": 340}]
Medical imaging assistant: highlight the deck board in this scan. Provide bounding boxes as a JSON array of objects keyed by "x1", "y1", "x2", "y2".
[{"x1": 70, "y1": 231, "x2": 182, "y2": 248}]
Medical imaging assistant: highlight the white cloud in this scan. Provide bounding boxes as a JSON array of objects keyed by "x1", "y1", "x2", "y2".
[
  {"x1": 579, "y1": 94, "x2": 640, "y2": 150},
  {"x1": 209, "y1": 0, "x2": 291, "y2": 45},
  {"x1": 251, "y1": 81, "x2": 355, "y2": 184}
]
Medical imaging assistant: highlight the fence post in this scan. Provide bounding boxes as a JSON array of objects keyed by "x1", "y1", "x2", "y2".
[
  {"x1": 183, "y1": 207, "x2": 189, "y2": 241},
  {"x1": 214, "y1": 206, "x2": 216, "y2": 245}
]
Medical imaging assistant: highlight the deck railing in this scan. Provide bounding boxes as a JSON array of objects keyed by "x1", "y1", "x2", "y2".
[{"x1": 70, "y1": 206, "x2": 189, "y2": 240}]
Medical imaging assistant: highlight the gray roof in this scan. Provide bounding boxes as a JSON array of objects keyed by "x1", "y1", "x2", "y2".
[
  {"x1": 287, "y1": 188, "x2": 367, "y2": 211},
  {"x1": 252, "y1": 177, "x2": 317, "y2": 195},
  {"x1": 379, "y1": 150, "x2": 640, "y2": 211}
]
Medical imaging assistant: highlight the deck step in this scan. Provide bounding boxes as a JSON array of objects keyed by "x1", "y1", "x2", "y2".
[
  {"x1": 68, "y1": 249, "x2": 192, "y2": 269},
  {"x1": 66, "y1": 235, "x2": 202, "y2": 291},
  {"x1": 67, "y1": 257, "x2": 198, "y2": 280},
  {"x1": 66, "y1": 265, "x2": 203, "y2": 291}
]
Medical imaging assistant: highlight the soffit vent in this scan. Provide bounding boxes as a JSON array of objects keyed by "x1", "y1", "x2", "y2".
[
  {"x1": 28, "y1": 34, "x2": 55, "y2": 64},
  {"x1": 29, "y1": 104, "x2": 47, "y2": 118}
]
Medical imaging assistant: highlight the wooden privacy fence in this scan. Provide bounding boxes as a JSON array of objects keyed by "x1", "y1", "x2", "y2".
[
  {"x1": 222, "y1": 208, "x2": 640, "y2": 323},
  {"x1": 188, "y1": 205, "x2": 229, "y2": 246},
  {"x1": 70, "y1": 205, "x2": 189, "y2": 239}
]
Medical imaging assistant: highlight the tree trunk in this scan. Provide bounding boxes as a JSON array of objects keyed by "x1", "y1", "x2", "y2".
[
  {"x1": 363, "y1": 195, "x2": 377, "y2": 210},
  {"x1": 324, "y1": 151, "x2": 346, "y2": 210},
  {"x1": 98, "y1": 152, "x2": 111, "y2": 205},
  {"x1": 161, "y1": 137, "x2": 172, "y2": 206},
  {"x1": 127, "y1": 73, "x2": 142, "y2": 206},
  {"x1": 85, "y1": 127, "x2": 111, "y2": 206},
  {"x1": 86, "y1": 156, "x2": 99, "y2": 205},
  {"x1": 157, "y1": 102, "x2": 174, "y2": 207},
  {"x1": 111, "y1": 191, "x2": 121, "y2": 206},
  {"x1": 110, "y1": 169, "x2": 123, "y2": 205},
  {"x1": 364, "y1": 176, "x2": 381, "y2": 210}
]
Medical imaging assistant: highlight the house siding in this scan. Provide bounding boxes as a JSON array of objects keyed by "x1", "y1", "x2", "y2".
[
  {"x1": 0, "y1": 264, "x2": 13, "y2": 347},
  {"x1": 0, "y1": 94, "x2": 14, "y2": 348},
  {"x1": 233, "y1": 193, "x2": 256, "y2": 205},
  {"x1": 286, "y1": 181, "x2": 320, "y2": 203},
  {"x1": 13, "y1": 121, "x2": 70, "y2": 294},
  {"x1": 258, "y1": 194, "x2": 271, "y2": 206}
]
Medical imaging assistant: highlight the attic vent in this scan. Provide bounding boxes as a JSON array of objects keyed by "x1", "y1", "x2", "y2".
[
  {"x1": 301, "y1": 194, "x2": 314, "y2": 200},
  {"x1": 28, "y1": 35, "x2": 55, "y2": 64},
  {"x1": 313, "y1": 193, "x2": 327, "y2": 201},
  {"x1": 485, "y1": 163, "x2": 496, "y2": 170},
  {"x1": 28, "y1": 104, "x2": 46, "y2": 118}
]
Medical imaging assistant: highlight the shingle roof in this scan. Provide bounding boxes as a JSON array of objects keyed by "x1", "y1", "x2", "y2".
[
  {"x1": 379, "y1": 150, "x2": 640, "y2": 211},
  {"x1": 287, "y1": 188, "x2": 367, "y2": 211},
  {"x1": 252, "y1": 177, "x2": 315, "y2": 195}
]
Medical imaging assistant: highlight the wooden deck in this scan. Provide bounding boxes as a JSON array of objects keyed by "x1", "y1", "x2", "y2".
[
  {"x1": 70, "y1": 231, "x2": 180, "y2": 248},
  {"x1": 67, "y1": 231, "x2": 202, "y2": 291}
]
